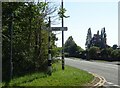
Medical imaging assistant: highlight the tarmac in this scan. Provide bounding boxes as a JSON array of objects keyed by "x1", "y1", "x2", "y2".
[
  {"x1": 87, "y1": 72, "x2": 120, "y2": 88},
  {"x1": 87, "y1": 72, "x2": 107, "y2": 88}
]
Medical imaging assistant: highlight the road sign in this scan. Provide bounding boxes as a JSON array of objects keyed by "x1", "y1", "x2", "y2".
[
  {"x1": 51, "y1": 27, "x2": 68, "y2": 31},
  {"x1": 41, "y1": 26, "x2": 68, "y2": 31}
]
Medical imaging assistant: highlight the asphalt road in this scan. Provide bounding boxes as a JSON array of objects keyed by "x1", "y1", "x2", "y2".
[{"x1": 65, "y1": 58, "x2": 120, "y2": 87}]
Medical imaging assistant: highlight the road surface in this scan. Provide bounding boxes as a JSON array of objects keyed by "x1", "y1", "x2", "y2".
[{"x1": 65, "y1": 58, "x2": 120, "y2": 87}]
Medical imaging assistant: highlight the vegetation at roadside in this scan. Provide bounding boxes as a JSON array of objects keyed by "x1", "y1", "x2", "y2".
[
  {"x1": 63, "y1": 35, "x2": 120, "y2": 61},
  {"x1": 1, "y1": 61, "x2": 94, "y2": 87},
  {"x1": 2, "y1": 1, "x2": 68, "y2": 83},
  {"x1": 64, "y1": 36, "x2": 84, "y2": 58},
  {"x1": 84, "y1": 27, "x2": 120, "y2": 61},
  {"x1": 86, "y1": 46, "x2": 120, "y2": 61}
]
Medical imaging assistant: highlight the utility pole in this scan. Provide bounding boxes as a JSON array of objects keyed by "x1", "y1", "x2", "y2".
[
  {"x1": 0, "y1": 1, "x2": 2, "y2": 83},
  {"x1": 48, "y1": 17, "x2": 52, "y2": 75},
  {"x1": 61, "y1": 0, "x2": 65, "y2": 70}
]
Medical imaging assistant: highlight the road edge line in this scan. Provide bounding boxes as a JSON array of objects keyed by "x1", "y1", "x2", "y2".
[{"x1": 88, "y1": 72, "x2": 107, "y2": 87}]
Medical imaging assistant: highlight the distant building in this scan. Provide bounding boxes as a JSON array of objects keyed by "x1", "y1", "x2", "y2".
[{"x1": 85, "y1": 27, "x2": 107, "y2": 49}]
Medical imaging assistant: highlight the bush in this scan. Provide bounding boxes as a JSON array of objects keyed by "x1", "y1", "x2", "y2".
[
  {"x1": 88, "y1": 46, "x2": 99, "y2": 60},
  {"x1": 111, "y1": 49, "x2": 120, "y2": 60},
  {"x1": 64, "y1": 36, "x2": 83, "y2": 58}
]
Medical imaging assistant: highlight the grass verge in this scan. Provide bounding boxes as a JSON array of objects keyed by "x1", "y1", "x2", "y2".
[{"x1": 2, "y1": 61, "x2": 94, "y2": 87}]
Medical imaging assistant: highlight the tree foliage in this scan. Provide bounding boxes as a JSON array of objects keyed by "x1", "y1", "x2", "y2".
[
  {"x1": 64, "y1": 36, "x2": 83, "y2": 57},
  {"x1": 2, "y1": 2, "x2": 58, "y2": 81},
  {"x1": 58, "y1": 3, "x2": 70, "y2": 19},
  {"x1": 88, "y1": 46, "x2": 99, "y2": 60},
  {"x1": 111, "y1": 49, "x2": 120, "y2": 59},
  {"x1": 87, "y1": 46, "x2": 120, "y2": 61},
  {"x1": 112, "y1": 44, "x2": 118, "y2": 50}
]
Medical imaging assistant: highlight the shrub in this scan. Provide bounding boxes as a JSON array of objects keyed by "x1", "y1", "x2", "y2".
[
  {"x1": 111, "y1": 49, "x2": 120, "y2": 60},
  {"x1": 88, "y1": 46, "x2": 100, "y2": 60}
]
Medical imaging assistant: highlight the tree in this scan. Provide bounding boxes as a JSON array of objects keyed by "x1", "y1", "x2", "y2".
[
  {"x1": 100, "y1": 47, "x2": 113, "y2": 60},
  {"x1": 112, "y1": 44, "x2": 118, "y2": 50},
  {"x1": 85, "y1": 28, "x2": 92, "y2": 49},
  {"x1": 111, "y1": 49, "x2": 120, "y2": 60},
  {"x1": 64, "y1": 36, "x2": 83, "y2": 57},
  {"x1": 2, "y1": 2, "x2": 58, "y2": 82},
  {"x1": 88, "y1": 46, "x2": 99, "y2": 60},
  {"x1": 58, "y1": 5, "x2": 69, "y2": 19}
]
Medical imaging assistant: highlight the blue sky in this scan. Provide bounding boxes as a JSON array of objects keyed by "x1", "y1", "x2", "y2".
[{"x1": 52, "y1": 1, "x2": 118, "y2": 49}]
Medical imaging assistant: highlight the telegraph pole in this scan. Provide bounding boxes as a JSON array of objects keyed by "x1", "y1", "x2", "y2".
[
  {"x1": 48, "y1": 17, "x2": 52, "y2": 75},
  {"x1": 61, "y1": 0, "x2": 65, "y2": 70}
]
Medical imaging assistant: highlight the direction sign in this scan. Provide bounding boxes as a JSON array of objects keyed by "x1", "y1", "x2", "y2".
[
  {"x1": 51, "y1": 27, "x2": 68, "y2": 31},
  {"x1": 41, "y1": 26, "x2": 68, "y2": 31}
]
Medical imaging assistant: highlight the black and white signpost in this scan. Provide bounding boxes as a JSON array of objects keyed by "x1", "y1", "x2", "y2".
[
  {"x1": 47, "y1": 17, "x2": 68, "y2": 75},
  {"x1": 48, "y1": 17, "x2": 52, "y2": 75}
]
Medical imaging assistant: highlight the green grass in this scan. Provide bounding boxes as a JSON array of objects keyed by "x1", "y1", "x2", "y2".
[
  {"x1": 3, "y1": 62, "x2": 94, "y2": 86},
  {"x1": 0, "y1": 82, "x2": 4, "y2": 88}
]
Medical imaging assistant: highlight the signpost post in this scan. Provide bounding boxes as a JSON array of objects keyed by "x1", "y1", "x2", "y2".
[
  {"x1": 48, "y1": 17, "x2": 52, "y2": 75},
  {"x1": 47, "y1": 16, "x2": 67, "y2": 75},
  {"x1": 61, "y1": 0, "x2": 64, "y2": 70}
]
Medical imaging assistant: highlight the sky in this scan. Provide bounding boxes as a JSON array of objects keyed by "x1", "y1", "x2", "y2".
[{"x1": 51, "y1": 0, "x2": 119, "y2": 49}]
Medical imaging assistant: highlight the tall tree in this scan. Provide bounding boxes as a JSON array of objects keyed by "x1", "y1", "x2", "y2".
[
  {"x1": 85, "y1": 28, "x2": 92, "y2": 49},
  {"x1": 64, "y1": 36, "x2": 83, "y2": 57},
  {"x1": 101, "y1": 27, "x2": 107, "y2": 48},
  {"x1": 2, "y1": 2, "x2": 58, "y2": 82}
]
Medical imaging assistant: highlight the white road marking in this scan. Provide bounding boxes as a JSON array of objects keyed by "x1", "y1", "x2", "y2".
[
  {"x1": 113, "y1": 85, "x2": 120, "y2": 87},
  {"x1": 107, "y1": 82, "x2": 114, "y2": 85},
  {"x1": 105, "y1": 82, "x2": 120, "y2": 87},
  {"x1": 65, "y1": 58, "x2": 119, "y2": 87}
]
